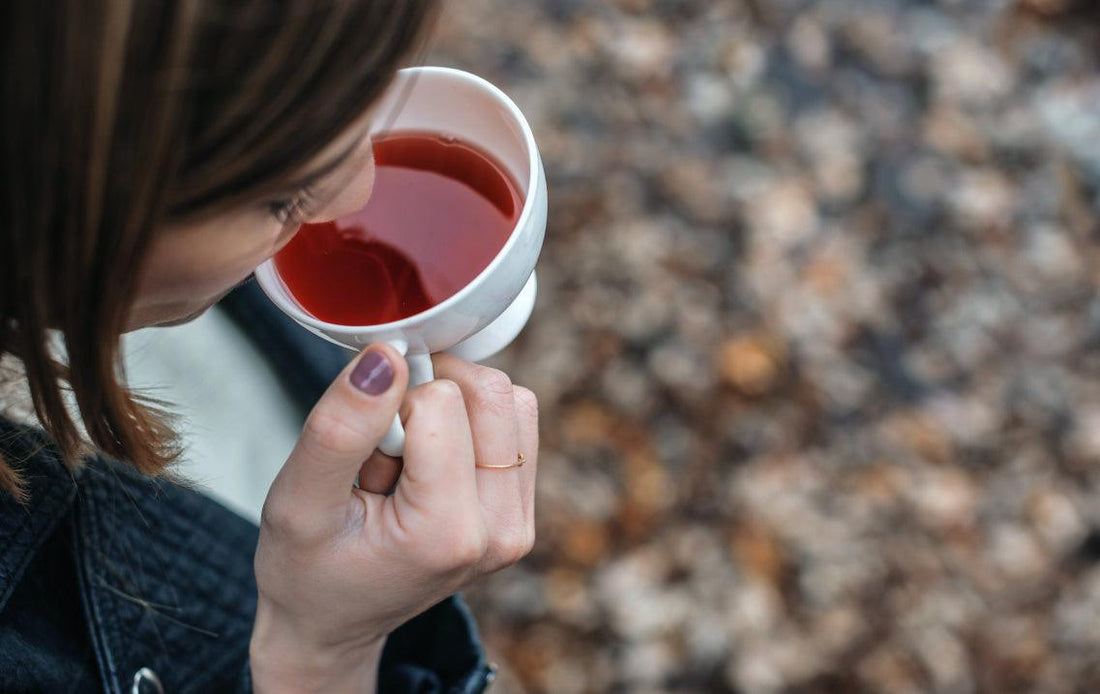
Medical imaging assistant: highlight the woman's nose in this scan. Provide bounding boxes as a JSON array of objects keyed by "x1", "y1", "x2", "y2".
[{"x1": 310, "y1": 138, "x2": 377, "y2": 222}]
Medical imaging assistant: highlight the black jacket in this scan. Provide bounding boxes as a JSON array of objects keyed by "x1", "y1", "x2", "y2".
[{"x1": 0, "y1": 283, "x2": 494, "y2": 693}]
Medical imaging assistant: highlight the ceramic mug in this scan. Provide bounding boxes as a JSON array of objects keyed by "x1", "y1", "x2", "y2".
[{"x1": 256, "y1": 66, "x2": 547, "y2": 456}]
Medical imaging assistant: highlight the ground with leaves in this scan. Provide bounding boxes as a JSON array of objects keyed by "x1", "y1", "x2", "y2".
[{"x1": 430, "y1": 1, "x2": 1100, "y2": 692}]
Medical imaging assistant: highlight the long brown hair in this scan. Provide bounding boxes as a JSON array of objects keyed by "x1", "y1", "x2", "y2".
[{"x1": 0, "y1": 0, "x2": 438, "y2": 499}]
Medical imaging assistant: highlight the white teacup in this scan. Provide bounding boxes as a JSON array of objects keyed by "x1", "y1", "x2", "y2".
[{"x1": 256, "y1": 66, "x2": 547, "y2": 456}]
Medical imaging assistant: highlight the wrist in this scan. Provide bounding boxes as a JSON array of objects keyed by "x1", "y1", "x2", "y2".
[{"x1": 250, "y1": 609, "x2": 386, "y2": 694}]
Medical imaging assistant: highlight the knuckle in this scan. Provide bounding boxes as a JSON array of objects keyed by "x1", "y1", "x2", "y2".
[
  {"x1": 493, "y1": 525, "x2": 533, "y2": 566},
  {"x1": 437, "y1": 521, "x2": 489, "y2": 570},
  {"x1": 410, "y1": 514, "x2": 488, "y2": 572},
  {"x1": 259, "y1": 498, "x2": 319, "y2": 543},
  {"x1": 474, "y1": 367, "x2": 514, "y2": 398},
  {"x1": 302, "y1": 409, "x2": 366, "y2": 459},
  {"x1": 525, "y1": 525, "x2": 537, "y2": 556},
  {"x1": 259, "y1": 499, "x2": 293, "y2": 533},
  {"x1": 422, "y1": 378, "x2": 465, "y2": 407},
  {"x1": 453, "y1": 524, "x2": 490, "y2": 566},
  {"x1": 469, "y1": 368, "x2": 515, "y2": 415},
  {"x1": 513, "y1": 386, "x2": 539, "y2": 423}
]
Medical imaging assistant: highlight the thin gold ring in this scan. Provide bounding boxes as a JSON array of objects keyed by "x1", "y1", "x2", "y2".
[{"x1": 476, "y1": 452, "x2": 526, "y2": 470}]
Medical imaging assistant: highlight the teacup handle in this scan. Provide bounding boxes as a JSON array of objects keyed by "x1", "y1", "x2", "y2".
[{"x1": 377, "y1": 339, "x2": 434, "y2": 457}]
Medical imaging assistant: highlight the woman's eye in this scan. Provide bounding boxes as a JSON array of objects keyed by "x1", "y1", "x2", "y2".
[{"x1": 269, "y1": 187, "x2": 316, "y2": 225}]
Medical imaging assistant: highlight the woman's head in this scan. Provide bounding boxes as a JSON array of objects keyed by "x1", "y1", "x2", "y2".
[
  {"x1": 133, "y1": 107, "x2": 380, "y2": 331},
  {"x1": 0, "y1": 0, "x2": 438, "y2": 496}
]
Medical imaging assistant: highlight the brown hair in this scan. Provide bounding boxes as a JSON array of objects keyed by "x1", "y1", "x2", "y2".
[{"x1": 0, "y1": 0, "x2": 438, "y2": 499}]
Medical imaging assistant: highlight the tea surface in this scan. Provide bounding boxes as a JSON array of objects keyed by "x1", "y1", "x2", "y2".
[{"x1": 275, "y1": 131, "x2": 523, "y2": 326}]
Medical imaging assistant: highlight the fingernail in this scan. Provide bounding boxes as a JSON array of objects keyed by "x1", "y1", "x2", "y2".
[{"x1": 350, "y1": 350, "x2": 394, "y2": 395}]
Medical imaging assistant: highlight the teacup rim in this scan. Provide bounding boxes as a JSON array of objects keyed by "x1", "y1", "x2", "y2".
[{"x1": 256, "y1": 65, "x2": 541, "y2": 335}]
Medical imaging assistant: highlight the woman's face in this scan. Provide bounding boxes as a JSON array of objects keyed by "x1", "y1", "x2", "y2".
[{"x1": 127, "y1": 115, "x2": 378, "y2": 331}]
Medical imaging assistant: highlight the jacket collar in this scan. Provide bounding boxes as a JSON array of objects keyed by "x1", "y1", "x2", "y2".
[
  {"x1": 0, "y1": 417, "x2": 79, "y2": 614},
  {"x1": 71, "y1": 452, "x2": 258, "y2": 693}
]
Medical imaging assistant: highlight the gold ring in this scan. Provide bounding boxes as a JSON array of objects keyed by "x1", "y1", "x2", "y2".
[{"x1": 476, "y1": 452, "x2": 526, "y2": 470}]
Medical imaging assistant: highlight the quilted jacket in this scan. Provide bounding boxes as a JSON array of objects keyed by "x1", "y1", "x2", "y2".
[{"x1": 0, "y1": 283, "x2": 494, "y2": 693}]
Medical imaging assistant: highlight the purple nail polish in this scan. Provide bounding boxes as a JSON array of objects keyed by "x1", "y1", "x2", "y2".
[{"x1": 350, "y1": 351, "x2": 394, "y2": 395}]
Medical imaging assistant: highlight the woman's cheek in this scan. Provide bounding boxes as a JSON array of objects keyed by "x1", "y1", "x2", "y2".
[{"x1": 151, "y1": 214, "x2": 279, "y2": 293}]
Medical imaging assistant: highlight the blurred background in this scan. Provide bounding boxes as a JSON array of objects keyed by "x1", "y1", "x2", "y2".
[
  {"x1": 124, "y1": 0, "x2": 1100, "y2": 692},
  {"x1": 432, "y1": 0, "x2": 1100, "y2": 692}
]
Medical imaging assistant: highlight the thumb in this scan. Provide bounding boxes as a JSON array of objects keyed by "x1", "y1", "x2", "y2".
[{"x1": 277, "y1": 343, "x2": 409, "y2": 514}]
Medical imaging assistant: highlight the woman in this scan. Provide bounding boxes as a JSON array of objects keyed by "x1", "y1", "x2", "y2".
[{"x1": 0, "y1": 1, "x2": 538, "y2": 692}]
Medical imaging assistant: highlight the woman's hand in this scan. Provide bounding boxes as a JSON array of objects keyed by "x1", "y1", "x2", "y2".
[{"x1": 249, "y1": 346, "x2": 538, "y2": 693}]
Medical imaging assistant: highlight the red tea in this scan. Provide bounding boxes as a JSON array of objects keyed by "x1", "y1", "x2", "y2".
[{"x1": 274, "y1": 131, "x2": 523, "y2": 326}]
